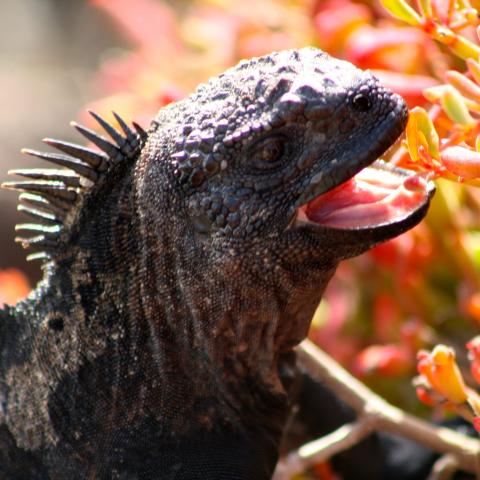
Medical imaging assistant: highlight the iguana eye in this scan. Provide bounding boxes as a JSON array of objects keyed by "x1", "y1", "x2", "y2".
[
  {"x1": 250, "y1": 136, "x2": 286, "y2": 170},
  {"x1": 351, "y1": 93, "x2": 372, "y2": 112}
]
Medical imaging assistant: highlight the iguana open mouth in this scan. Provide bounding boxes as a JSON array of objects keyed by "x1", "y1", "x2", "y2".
[{"x1": 295, "y1": 161, "x2": 434, "y2": 230}]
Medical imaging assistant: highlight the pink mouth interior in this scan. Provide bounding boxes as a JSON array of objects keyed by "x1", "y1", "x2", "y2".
[{"x1": 298, "y1": 166, "x2": 429, "y2": 229}]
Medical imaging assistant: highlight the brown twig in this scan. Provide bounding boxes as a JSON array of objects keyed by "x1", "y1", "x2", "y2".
[
  {"x1": 273, "y1": 339, "x2": 480, "y2": 478},
  {"x1": 272, "y1": 418, "x2": 374, "y2": 479},
  {"x1": 427, "y1": 454, "x2": 459, "y2": 480}
]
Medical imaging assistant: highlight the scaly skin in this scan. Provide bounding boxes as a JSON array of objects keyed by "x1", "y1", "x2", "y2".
[{"x1": 0, "y1": 48, "x2": 432, "y2": 479}]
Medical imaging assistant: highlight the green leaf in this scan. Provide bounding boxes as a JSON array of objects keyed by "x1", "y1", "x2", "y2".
[
  {"x1": 380, "y1": 0, "x2": 422, "y2": 25},
  {"x1": 441, "y1": 86, "x2": 476, "y2": 126}
]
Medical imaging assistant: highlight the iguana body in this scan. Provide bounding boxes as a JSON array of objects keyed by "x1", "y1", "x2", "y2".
[{"x1": 0, "y1": 48, "x2": 433, "y2": 479}]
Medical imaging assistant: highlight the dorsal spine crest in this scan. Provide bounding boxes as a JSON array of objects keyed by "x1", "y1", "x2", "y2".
[{"x1": 1, "y1": 111, "x2": 147, "y2": 263}]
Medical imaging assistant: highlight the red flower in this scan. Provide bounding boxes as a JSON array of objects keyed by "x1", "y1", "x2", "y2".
[{"x1": 354, "y1": 344, "x2": 412, "y2": 377}]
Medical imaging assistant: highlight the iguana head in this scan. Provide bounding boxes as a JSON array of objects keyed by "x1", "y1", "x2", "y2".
[
  {"x1": 3, "y1": 47, "x2": 433, "y2": 361},
  {"x1": 150, "y1": 47, "x2": 433, "y2": 268}
]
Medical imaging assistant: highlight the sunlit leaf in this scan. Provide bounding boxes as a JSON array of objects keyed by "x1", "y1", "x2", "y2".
[
  {"x1": 423, "y1": 84, "x2": 450, "y2": 102},
  {"x1": 467, "y1": 58, "x2": 480, "y2": 85},
  {"x1": 445, "y1": 32, "x2": 480, "y2": 60},
  {"x1": 440, "y1": 86, "x2": 476, "y2": 126},
  {"x1": 441, "y1": 146, "x2": 480, "y2": 178},
  {"x1": 445, "y1": 70, "x2": 480, "y2": 103},
  {"x1": 418, "y1": 0, "x2": 433, "y2": 18},
  {"x1": 380, "y1": 0, "x2": 422, "y2": 25}
]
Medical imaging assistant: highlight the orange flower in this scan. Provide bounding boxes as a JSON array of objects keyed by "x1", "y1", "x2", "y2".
[
  {"x1": 417, "y1": 345, "x2": 468, "y2": 404},
  {"x1": 0, "y1": 269, "x2": 31, "y2": 307}
]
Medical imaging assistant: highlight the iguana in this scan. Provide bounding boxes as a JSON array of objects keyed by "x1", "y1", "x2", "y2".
[{"x1": 0, "y1": 47, "x2": 434, "y2": 479}]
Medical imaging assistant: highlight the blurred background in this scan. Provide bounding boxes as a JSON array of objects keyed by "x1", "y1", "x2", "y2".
[{"x1": 0, "y1": 0, "x2": 126, "y2": 282}]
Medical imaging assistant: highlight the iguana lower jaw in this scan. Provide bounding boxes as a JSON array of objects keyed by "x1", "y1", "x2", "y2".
[{"x1": 293, "y1": 161, "x2": 435, "y2": 233}]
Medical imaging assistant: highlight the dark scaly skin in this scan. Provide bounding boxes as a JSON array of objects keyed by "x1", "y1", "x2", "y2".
[{"x1": 0, "y1": 48, "x2": 431, "y2": 479}]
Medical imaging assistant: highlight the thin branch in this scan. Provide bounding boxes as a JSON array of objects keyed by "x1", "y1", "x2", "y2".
[
  {"x1": 427, "y1": 454, "x2": 459, "y2": 480},
  {"x1": 272, "y1": 418, "x2": 374, "y2": 479},
  {"x1": 292, "y1": 339, "x2": 480, "y2": 475}
]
